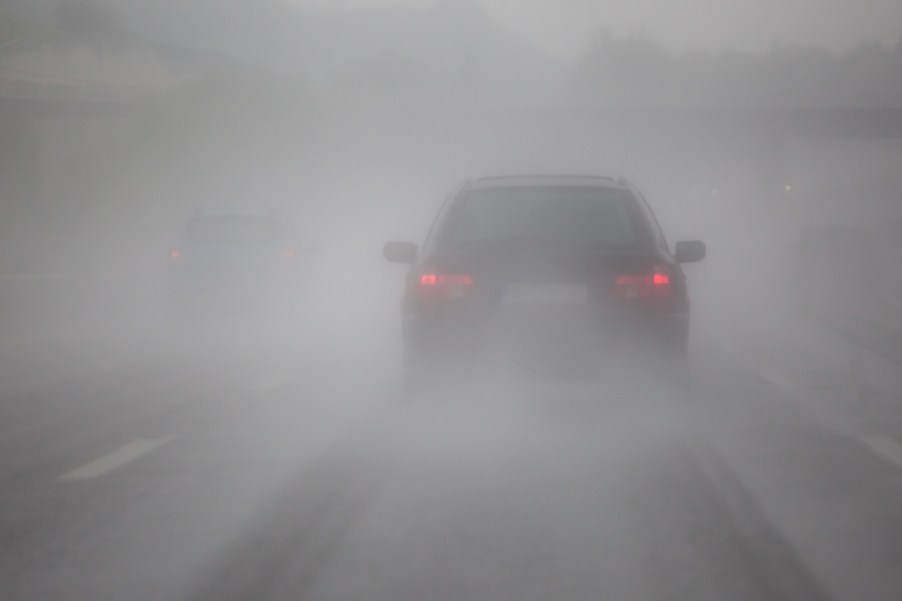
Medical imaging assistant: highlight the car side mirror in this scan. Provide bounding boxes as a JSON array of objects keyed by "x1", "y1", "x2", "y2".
[
  {"x1": 383, "y1": 241, "x2": 418, "y2": 264},
  {"x1": 675, "y1": 240, "x2": 706, "y2": 263}
]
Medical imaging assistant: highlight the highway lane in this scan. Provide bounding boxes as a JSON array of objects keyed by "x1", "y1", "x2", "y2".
[{"x1": 0, "y1": 324, "x2": 901, "y2": 600}]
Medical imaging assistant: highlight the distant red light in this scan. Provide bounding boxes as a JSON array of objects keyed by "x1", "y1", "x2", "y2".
[
  {"x1": 282, "y1": 249, "x2": 297, "y2": 258},
  {"x1": 169, "y1": 249, "x2": 183, "y2": 261},
  {"x1": 420, "y1": 274, "x2": 473, "y2": 286}
]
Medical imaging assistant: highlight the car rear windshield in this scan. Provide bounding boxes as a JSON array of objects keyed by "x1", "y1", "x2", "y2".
[
  {"x1": 442, "y1": 187, "x2": 642, "y2": 250},
  {"x1": 186, "y1": 216, "x2": 283, "y2": 244}
]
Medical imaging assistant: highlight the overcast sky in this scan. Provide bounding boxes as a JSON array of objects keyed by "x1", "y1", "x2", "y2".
[{"x1": 293, "y1": 0, "x2": 902, "y2": 58}]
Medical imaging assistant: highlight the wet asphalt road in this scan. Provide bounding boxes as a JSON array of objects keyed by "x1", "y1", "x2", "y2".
[{"x1": 1, "y1": 314, "x2": 902, "y2": 601}]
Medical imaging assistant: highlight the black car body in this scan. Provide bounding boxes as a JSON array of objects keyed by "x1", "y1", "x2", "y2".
[{"x1": 384, "y1": 176, "x2": 705, "y2": 384}]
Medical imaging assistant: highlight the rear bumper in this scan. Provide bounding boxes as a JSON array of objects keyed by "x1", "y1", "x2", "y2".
[{"x1": 403, "y1": 308, "x2": 688, "y2": 376}]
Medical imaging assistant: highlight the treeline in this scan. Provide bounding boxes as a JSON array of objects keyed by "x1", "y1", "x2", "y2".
[
  {"x1": 575, "y1": 34, "x2": 902, "y2": 107},
  {"x1": 4, "y1": 0, "x2": 902, "y2": 107}
]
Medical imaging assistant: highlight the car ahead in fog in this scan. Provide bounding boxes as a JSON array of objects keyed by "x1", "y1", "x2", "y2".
[
  {"x1": 384, "y1": 175, "x2": 705, "y2": 389},
  {"x1": 167, "y1": 211, "x2": 305, "y2": 324}
]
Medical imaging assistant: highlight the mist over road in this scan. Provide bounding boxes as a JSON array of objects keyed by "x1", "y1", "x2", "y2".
[
  {"x1": 1, "y1": 271, "x2": 902, "y2": 601},
  {"x1": 2, "y1": 2, "x2": 902, "y2": 599}
]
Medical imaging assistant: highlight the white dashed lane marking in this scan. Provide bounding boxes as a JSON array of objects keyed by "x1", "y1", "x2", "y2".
[{"x1": 60, "y1": 439, "x2": 169, "y2": 481}]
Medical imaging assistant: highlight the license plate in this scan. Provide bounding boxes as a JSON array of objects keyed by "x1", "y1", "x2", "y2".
[{"x1": 502, "y1": 282, "x2": 588, "y2": 305}]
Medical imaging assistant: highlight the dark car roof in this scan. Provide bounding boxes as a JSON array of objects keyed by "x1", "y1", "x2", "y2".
[{"x1": 466, "y1": 175, "x2": 629, "y2": 191}]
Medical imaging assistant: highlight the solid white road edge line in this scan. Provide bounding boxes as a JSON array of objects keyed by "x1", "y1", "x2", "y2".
[
  {"x1": 719, "y1": 343, "x2": 902, "y2": 474},
  {"x1": 60, "y1": 438, "x2": 169, "y2": 481},
  {"x1": 758, "y1": 367, "x2": 902, "y2": 472},
  {"x1": 759, "y1": 369, "x2": 807, "y2": 398},
  {"x1": 859, "y1": 435, "x2": 902, "y2": 472}
]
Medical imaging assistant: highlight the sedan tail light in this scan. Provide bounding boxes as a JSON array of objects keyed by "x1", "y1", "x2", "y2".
[
  {"x1": 417, "y1": 272, "x2": 474, "y2": 299},
  {"x1": 615, "y1": 267, "x2": 672, "y2": 300},
  {"x1": 420, "y1": 274, "x2": 474, "y2": 286}
]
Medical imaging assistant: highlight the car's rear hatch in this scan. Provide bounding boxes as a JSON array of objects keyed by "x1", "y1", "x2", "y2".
[{"x1": 415, "y1": 244, "x2": 678, "y2": 369}]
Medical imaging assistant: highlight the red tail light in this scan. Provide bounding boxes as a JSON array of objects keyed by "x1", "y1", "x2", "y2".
[
  {"x1": 615, "y1": 267, "x2": 672, "y2": 299},
  {"x1": 282, "y1": 249, "x2": 297, "y2": 259},
  {"x1": 169, "y1": 249, "x2": 183, "y2": 262},
  {"x1": 420, "y1": 274, "x2": 474, "y2": 286},
  {"x1": 417, "y1": 272, "x2": 474, "y2": 298}
]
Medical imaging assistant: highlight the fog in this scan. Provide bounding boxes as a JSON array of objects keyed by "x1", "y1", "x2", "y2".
[{"x1": 1, "y1": 2, "x2": 901, "y2": 600}]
